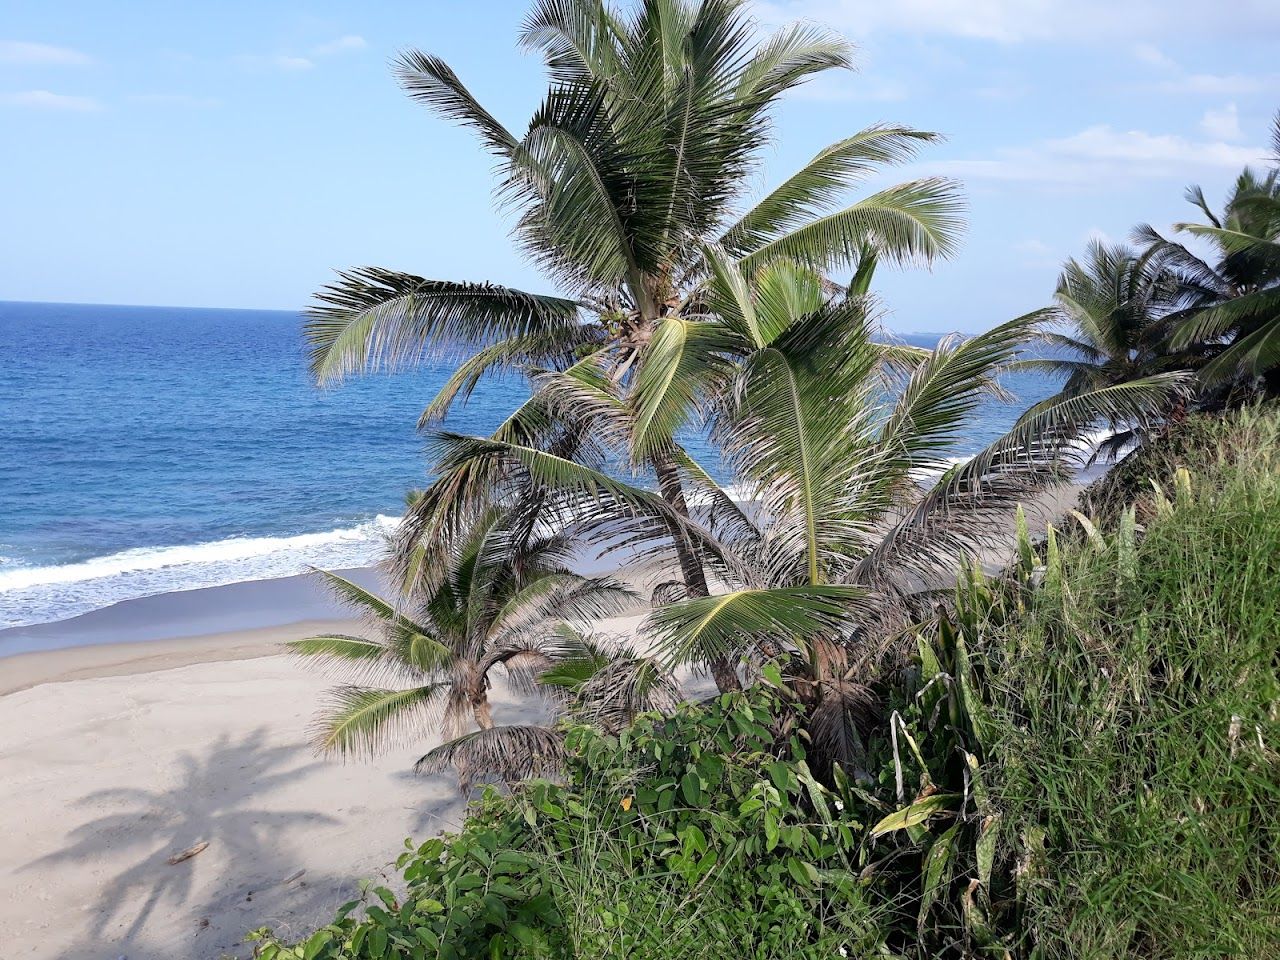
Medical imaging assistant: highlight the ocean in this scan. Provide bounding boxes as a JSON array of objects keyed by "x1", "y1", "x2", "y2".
[{"x1": 0, "y1": 301, "x2": 1058, "y2": 630}]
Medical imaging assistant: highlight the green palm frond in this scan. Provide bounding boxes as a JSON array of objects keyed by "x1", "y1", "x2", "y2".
[
  {"x1": 720, "y1": 291, "x2": 884, "y2": 585},
  {"x1": 1201, "y1": 319, "x2": 1280, "y2": 382},
  {"x1": 961, "y1": 373, "x2": 1191, "y2": 484},
  {"x1": 721, "y1": 126, "x2": 943, "y2": 256},
  {"x1": 518, "y1": 0, "x2": 625, "y2": 87},
  {"x1": 288, "y1": 634, "x2": 385, "y2": 660},
  {"x1": 311, "y1": 569, "x2": 414, "y2": 625},
  {"x1": 310, "y1": 683, "x2": 449, "y2": 759},
  {"x1": 417, "y1": 327, "x2": 601, "y2": 427},
  {"x1": 741, "y1": 177, "x2": 965, "y2": 273},
  {"x1": 876, "y1": 310, "x2": 1047, "y2": 469},
  {"x1": 629, "y1": 316, "x2": 737, "y2": 460},
  {"x1": 394, "y1": 50, "x2": 518, "y2": 155},
  {"x1": 305, "y1": 268, "x2": 581, "y2": 385},
  {"x1": 646, "y1": 585, "x2": 873, "y2": 670},
  {"x1": 734, "y1": 19, "x2": 854, "y2": 102}
]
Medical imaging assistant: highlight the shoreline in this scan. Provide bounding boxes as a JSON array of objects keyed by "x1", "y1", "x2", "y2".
[
  {"x1": 0, "y1": 618, "x2": 359, "y2": 696},
  {"x1": 0, "y1": 566, "x2": 384, "y2": 658}
]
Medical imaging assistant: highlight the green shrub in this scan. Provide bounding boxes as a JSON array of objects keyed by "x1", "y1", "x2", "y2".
[{"x1": 250, "y1": 687, "x2": 890, "y2": 959}]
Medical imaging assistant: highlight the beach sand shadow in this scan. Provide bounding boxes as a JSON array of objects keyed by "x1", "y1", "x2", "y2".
[{"x1": 25, "y1": 726, "x2": 345, "y2": 959}]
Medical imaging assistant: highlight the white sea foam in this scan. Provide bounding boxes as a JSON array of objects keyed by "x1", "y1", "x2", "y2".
[{"x1": 0, "y1": 515, "x2": 401, "y2": 629}]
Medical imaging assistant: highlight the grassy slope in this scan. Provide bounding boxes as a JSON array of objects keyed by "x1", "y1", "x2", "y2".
[
  {"x1": 991, "y1": 406, "x2": 1280, "y2": 958},
  {"x1": 254, "y1": 407, "x2": 1280, "y2": 959}
]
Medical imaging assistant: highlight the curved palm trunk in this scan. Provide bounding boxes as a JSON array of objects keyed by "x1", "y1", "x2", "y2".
[
  {"x1": 653, "y1": 449, "x2": 741, "y2": 693},
  {"x1": 471, "y1": 692, "x2": 494, "y2": 730}
]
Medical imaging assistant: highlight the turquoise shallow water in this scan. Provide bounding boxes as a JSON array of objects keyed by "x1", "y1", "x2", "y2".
[{"x1": 0, "y1": 301, "x2": 1056, "y2": 628}]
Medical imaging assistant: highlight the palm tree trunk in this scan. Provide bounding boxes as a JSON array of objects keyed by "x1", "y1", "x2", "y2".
[
  {"x1": 652, "y1": 449, "x2": 741, "y2": 693},
  {"x1": 471, "y1": 693, "x2": 494, "y2": 730}
]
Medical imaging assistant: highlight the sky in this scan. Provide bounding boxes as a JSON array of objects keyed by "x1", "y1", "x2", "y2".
[{"x1": 1, "y1": 0, "x2": 1277, "y2": 333}]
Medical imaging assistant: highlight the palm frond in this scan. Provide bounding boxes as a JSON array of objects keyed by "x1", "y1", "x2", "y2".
[
  {"x1": 569, "y1": 655, "x2": 680, "y2": 732},
  {"x1": 310, "y1": 683, "x2": 449, "y2": 759},
  {"x1": 810, "y1": 679, "x2": 878, "y2": 769},
  {"x1": 629, "y1": 316, "x2": 736, "y2": 460},
  {"x1": 305, "y1": 268, "x2": 581, "y2": 384},
  {"x1": 646, "y1": 585, "x2": 873, "y2": 670},
  {"x1": 721, "y1": 126, "x2": 943, "y2": 256},
  {"x1": 418, "y1": 327, "x2": 600, "y2": 427},
  {"x1": 394, "y1": 50, "x2": 518, "y2": 155},
  {"x1": 1200, "y1": 318, "x2": 1280, "y2": 382},
  {"x1": 876, "y1": 310, "x2": 1048, "y2": 470},
  {"x1": 415, "y1": 724, "x2": 566, "y2": 792},
  {"x1": 740, "y1": 177, "x2": 965, "y2": 273}
]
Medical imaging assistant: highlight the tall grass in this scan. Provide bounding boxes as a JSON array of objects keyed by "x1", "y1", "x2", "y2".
[{"x1": 991, "y1": 406, "x2": 1280, "y2": 958}]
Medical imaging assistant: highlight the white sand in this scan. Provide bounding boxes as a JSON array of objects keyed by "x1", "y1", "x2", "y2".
[{"x1": 0, "y1": 617, "x2": 656, "y2": 960}]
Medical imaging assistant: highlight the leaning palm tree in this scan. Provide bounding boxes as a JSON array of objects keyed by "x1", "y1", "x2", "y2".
[
  {"x1": 304, "y1": 0, "x2": 965, "y2": 691},
  {"x1": 1011, "y1": 241, "x2": 1187, "y2": 461},
  {"x1": 289, "y1": 507, "x2": 637, "y2": 785},
  {"x1": 1138, "y1": 111, "x2": 1280, "y2": 393}
]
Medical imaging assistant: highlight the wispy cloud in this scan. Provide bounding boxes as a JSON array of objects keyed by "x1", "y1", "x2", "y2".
[
  {"x1": 1201, "y1": 103, "x2": 1244, "y2": 141},
  {"x1": 236, "y1": 34, "x2": 366, "y2": 73},
  {"x1": 924, "y1": 125, "x2": 1268, "y2": 184},
  {"x1": 311, "y1": 35, "x2": 366, "y2": 57},
  {"x1": 754, "y1": 1, "x2": 1280, "y2": 44},
  {"x1": 788, "y1": 71, "x2": 909, "y2": 102},
  {"x1": 129, "y1": 93, "x2": 222, "y2": 108},
  {"x1": 1155, "y1": 72, "x2": 1275, "y2": 95},
  {"x1": 0, "y1": 40, "x2": 92, "y2": 66},
  {"x1": 1, "y1": 89, "x2": 100, "y2": 111},
  {"x1": 236, "y1": 53, "x2": 314, "y2": 72},
  {"x1": 1130, "y1": 44, "x2": 1274, "y2": 97}
]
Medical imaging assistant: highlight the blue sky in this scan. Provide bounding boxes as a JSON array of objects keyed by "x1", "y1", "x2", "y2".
[{"x1": 1, "y1": 0, "x2": 1276, "y2": 333}]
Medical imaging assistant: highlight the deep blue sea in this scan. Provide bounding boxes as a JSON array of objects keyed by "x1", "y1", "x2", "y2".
[{"x1": 0, "y1": 301, "x2": 1057, "y2": 628}]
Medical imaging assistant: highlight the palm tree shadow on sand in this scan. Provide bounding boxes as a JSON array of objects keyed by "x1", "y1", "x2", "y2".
[{"x1": 25, "y1": 727, "x2": 350, "y2": 959}]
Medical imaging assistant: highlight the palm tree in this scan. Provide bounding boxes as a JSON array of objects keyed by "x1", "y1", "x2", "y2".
[
  {"x1": 289, "y1": 507, "x2": 637, "y2": 784},
  {"x1": 303, "y1": 0, "x2": 965, "y2": 691},
  {"x1": 428, "y1": 261, "x2": 1183, "y2": 775},
  {"x1": 1138, "y1": 112, "x2": 1280, "y2": 393},
  {"x1": 1011, "y1": 240, "x2": 1187, "y2": 460}
]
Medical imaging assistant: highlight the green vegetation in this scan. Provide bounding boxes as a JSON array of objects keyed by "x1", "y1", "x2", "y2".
[
  {"x1": 991, "y1": 407, "x2": 1280, "y2": 957},
  {"x1": 272, "y1": 2, "x2": 1280, "y2": 956},
  {"x1": 254, "y1": 406, "x2": 1280, "y2": 957},
  {"x1": 289, "y1": 506, "x2": 647, "y2": 787}
]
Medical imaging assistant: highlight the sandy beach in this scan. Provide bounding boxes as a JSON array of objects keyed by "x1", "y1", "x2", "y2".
[{"x1": 0, "y1": 611, "x2": 654, "y2": 960}]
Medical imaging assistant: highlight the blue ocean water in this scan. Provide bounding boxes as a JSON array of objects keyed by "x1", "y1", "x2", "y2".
[{"x1": 0, "y1": 301, "x2": 1057, "y2": 628}]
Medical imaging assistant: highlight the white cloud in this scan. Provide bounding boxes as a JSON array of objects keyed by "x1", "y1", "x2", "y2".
[
  {"x1": 924, "y1": 124, "x2": 1268, "y2": 185},
  {"x1": 1158, "y1": 72, "x2": 1273, "y2": 95},
  {"x1": 236, "y1": 53, "x2": 314, "y2": 71},
  {"x1": 273, "y1": 55, "x2": 314, "y2": 70},
  {"x1": 1128, "y1": 45, "x2": 1274, "y2": 98},
  {"x1": 789, "y1": 71, "x2": 909, "y2": 102},
  {"x1": 311, "y1": 35, "x2": 366, "y2": 57},
  {"x1": 130, "y1": 93, "x2": 221, "y2": 108},
  {"x1": 1201, "y1": 103, "x2": 1244, "y2": 141},
  {"x1": 752, "y1": 0, "x2": 1280, "y2": 43},
  {"x1": 1133, "y1": 43, "x2": 1177, "y2": 69},
  {"x1": 236, "y1": 35, "x2": 364, "y2": 73},
  {"x1": 0, "y1": 40, "x2": 92, "y2": 66},
  {"x1": 0, "y1": 89, "x2": 99, "y2": 110}
]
